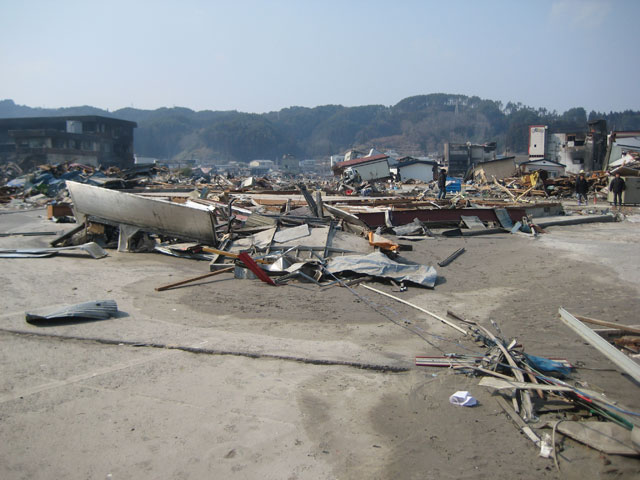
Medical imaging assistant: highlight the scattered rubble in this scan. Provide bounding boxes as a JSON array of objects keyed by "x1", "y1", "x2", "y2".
[
  {"x1": 1, "y1": 159, "x2": 639, "y2": 470},
  {"x1": 416, "y1": 308, "x2": 640, "y2": 466}
]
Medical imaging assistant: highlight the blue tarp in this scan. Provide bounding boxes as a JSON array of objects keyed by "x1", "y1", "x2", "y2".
[
  {"x1": 446, "y1": 177, "x2": 462, "y2": 193},
  {"x1": 524, "y1": 353, "x2": 572, "y2": 377}
]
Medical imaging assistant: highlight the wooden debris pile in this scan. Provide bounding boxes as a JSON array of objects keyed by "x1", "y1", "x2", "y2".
[{"x1": 416, "y1": 308, "x2": 640, "y2": 467}]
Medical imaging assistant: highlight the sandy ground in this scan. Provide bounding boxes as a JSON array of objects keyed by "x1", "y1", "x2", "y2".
[{"x1": 1, "y1": 206, "x2": 639, "y2": 479}]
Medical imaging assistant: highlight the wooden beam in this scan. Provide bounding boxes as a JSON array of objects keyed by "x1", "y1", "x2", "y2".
[
  {"x1": 201, "y1": 247, "x2": 270, "y2": 264},
  {"x1": 576, "y1": 314, "x2": 640, "y2": 335},
  {"x1": 475, "y1": 324, "x2": 534, "y2": 421},
  {"x1": 361, "y1": 285, "x2": 467, "y2": 335},
  {"x1": 495, "y1": 396, "x2": 540, "y2": 446},
  {"x1": 155, "y1": 266, "x2": 234, "y2": 291},
  {"x1": 493, "y1": 176, "x2": 516, "y2": 201}
]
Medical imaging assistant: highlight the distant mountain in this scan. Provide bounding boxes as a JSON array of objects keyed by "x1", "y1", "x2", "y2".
[{"x1": 1, "y1": 96, "x2": 639, "y2": 163}]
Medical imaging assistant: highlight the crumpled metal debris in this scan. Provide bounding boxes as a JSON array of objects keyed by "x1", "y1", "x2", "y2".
[{"x1": 325, "y1": 250, "x2": 437, "y2": 288}]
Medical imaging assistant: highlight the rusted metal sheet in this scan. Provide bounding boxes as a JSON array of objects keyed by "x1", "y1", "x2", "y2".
[{"x1": 355, "y1": 207, "x2": 527, "y2": 228}]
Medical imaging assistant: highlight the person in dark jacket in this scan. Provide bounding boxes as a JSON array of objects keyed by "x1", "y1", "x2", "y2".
[
  {"x1": 609, "y1": 172, "x2": 626, "y2": 207},
  {"x1": 575, "y1": 171, "x2": 589, "y2": 205},
  {"x1": 437, "y1": 169, "x2": 447, "y2": 199}
]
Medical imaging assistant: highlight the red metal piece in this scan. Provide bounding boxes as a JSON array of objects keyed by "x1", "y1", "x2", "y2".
[{"x1": 237, "y1": 252, "x2": 276, "y2": 286}]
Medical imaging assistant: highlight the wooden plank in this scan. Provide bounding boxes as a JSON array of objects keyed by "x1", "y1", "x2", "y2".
[
  {"x1": 495, "y1": 395, "x2": 540, "y2": 446},
  {"x1": 202, "y1": 247, "x2": 270, "y2": 264},
  {"x1": 493, "y1": 177, "x2": 516, "y2": 201},
  {"x1": 446, "y1": 310, "x2": 477, "y2": 325},
  {"x1": 475, "y1": 324, "x2": 534, "y2": 421},
  {"x1": 49, "y1": 223, "x2": 85, "y2": 247},
  {"x1": 454, "y1": 365, "x2": 516, "y2": 381},
  {"x1": 576, "y1": 314, "x2": 640, "y2": 335},
  {"x1": 416, "y1": 356, "x2": 481, "y2": 367},
  {"x1": 155, "y1": 266, "x2": 234, "y2": 291},
  {"x1": 559, "y1": 308, "x2": 640, "y2": 384},
  {"x1": 479, "y1": 377, "x2": 626, "y2": 410},
  {"x1": 515, "y1": 186, "x2": 533, "y2": 202},
  {"x1": 361, "y1": 285, "x2": 467, "y2": 335},
  {"x1": 480, "y1": 376, "x2": 574, "y2": 393},
  {"x1": 553, "y1": 421, "x2": 640, "y2": 456}
]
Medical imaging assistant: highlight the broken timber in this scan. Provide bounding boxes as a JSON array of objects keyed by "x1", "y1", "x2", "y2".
[
  {"x1": 575, "y1": 314, "x2": 640, "y2": 335},
  {"x1": 155, "y1": 266, "x2": 234, "y2": 291},
  {"x1": 360, "y1": 284, "x2": 467, "y2": 335},
  {"x1": 495, "y1": 395, "x2": 540, "y2": 446},
  {"x1": 474, "y1": 323, "x2": 534, "y2": 421}
]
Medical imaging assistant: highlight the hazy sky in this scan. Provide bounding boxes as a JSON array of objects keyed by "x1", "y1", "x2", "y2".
[{"x1": 1, "y1": 0, "x2": 638, "y2": 114}]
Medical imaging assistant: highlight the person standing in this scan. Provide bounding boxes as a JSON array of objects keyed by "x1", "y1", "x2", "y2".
[
  {"x1": 437, "y1": 168, "x2": 447, "y2": 199},
  {"x1": 609, "y1": 171, "x2": 626, "y2": 207},
  {"x1": 575, "y1": 171, "x2": 589, "y2": 205}
]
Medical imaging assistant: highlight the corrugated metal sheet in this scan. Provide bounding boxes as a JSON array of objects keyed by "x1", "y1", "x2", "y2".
[{"x1": 26, "y1": 300, "x2": 118, "y2": 323}]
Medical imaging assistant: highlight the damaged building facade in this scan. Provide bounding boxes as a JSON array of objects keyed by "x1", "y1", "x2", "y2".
[
  {"x1": 444, "y1": 142, "x2": 497, "y2": 177},
  {"x1": 528, "y1": 120, "x2": 607, "y2": 174},
  {"x1": 0, "y1": 115, "x2": 137, "y2": 169}
]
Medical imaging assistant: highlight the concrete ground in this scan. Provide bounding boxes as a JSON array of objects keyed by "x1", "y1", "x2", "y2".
[{"x1": 1, "y1": 206, "x2": 639, "y2": 479}]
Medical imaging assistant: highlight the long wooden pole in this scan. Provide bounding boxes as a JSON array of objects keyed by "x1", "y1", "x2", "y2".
[
  {"x1": 155, "y1": 266, "x2": 234, "y2": 291},
  {"x1": 361, "y1": 284, "x2": 467, "y2": 335},
  {"x1": 576, "y1": 314, "x2": 640, "y2": 335}
]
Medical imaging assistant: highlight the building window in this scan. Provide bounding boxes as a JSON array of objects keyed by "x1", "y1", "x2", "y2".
[{"x1": 28, "y1": 139, "x2": 47, "y2": 148}]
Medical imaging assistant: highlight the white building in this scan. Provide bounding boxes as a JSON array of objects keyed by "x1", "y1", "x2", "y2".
[
  {"x1": 330, "y1": 154, "x2": 345, "y2": 167},
  {"x1": 529, "y1": 125, "x2": 597, "y2": 174},
  {"x1": 393, "y1": 157, "x2": 438, "y2": 182}
]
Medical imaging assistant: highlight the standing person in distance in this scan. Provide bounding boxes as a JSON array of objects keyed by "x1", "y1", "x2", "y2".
[
  {"x1": 437, "y1": 168, "x2": 447, "y2": 200},
  {"x1": 609, "y1": 171, "x2": 626, "y2": 208},
  {"x1": 575, "y1": 170, "x2": 589, "y2": 205}
]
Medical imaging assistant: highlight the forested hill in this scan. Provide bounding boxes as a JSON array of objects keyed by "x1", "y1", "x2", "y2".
[{"x1": 2, "y1": 95, "x2": 639, "y2": 163}]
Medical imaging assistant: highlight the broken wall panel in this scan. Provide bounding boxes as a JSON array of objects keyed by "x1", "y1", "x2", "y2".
[
  {"x1": 66, "y1": 181, "x2": 217, "y2": 244},
  {"x1": 356, "y1": 207, "x2": 527, "y2": 228}
]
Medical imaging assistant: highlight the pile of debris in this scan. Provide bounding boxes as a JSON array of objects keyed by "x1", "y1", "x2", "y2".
[
  {"x1": 416, "y1": 308, "x2": 640, "y2": 466},
  {"x1": 464, "y1": 170, "x2": 613, "y2": 203},
  {"x1": 2, "y1": 163, "x2": 637, "y2": 469},
  {"x1": 46, "y1": 181, "x2": 438, "y2": 291}
]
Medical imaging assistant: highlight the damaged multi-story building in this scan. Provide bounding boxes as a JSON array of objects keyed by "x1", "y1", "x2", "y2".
[
  {"x1": 0, "y1": 115, "x2": 137, "y2": 169},
  {"x1": 444, "y1": 141, "x2": 497, "y2": 177},
  {"x1": 528, "y1": 120, "x2": 607, "y2": 174}
]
